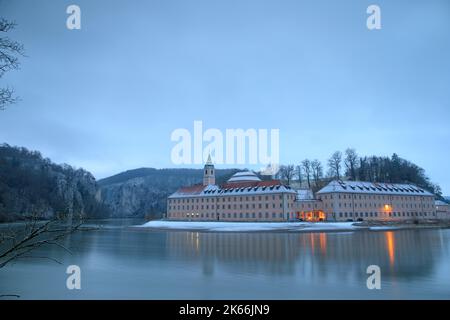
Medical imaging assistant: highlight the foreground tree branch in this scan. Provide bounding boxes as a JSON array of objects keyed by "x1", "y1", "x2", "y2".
[
  {"x1": 0, "y1": 217, "x2": 94, "y2": 269},
  {"x1": 0, "y1": 18, "x2": 25, "y2": 110},
  {"x1": 0, "y1": 216, "x2": 99, "y2": 299}
]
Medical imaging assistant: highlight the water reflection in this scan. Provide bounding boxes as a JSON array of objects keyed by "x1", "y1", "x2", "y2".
[
  {"x1": 385, "y1": 231, "x2": 395, "y2": 266},
  {"x1": 2, "y1": 222, "x2": 450, "y2": 299},
  {"x1": 166, "y1": 230, "x2": 446, "y2": 281}
]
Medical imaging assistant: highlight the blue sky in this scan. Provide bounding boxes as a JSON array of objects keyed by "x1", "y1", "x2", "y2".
[{"x1": 0, "y1": 0, "x2": 449, "y2": 193}]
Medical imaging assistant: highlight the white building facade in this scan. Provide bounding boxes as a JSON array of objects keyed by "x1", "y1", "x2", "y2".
[
  {"x1": 435, "y1": 200, "x2": 450, "y2": 220},
  {"x1": 166, "y1": 160, "x2": 440, "y2": 222},
  {"x1": 166, "y1": 160, "x2": 297, "y2": 222},
  {"x1": 316, "y1": 180, "x2": 436, "y2": 222}
]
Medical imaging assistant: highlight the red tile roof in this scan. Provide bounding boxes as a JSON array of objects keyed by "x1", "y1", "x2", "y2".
[
  {"x1": 176, "y1": 184, "x2": 205, "y2": 195},
  {"x1": 171, "y1": 180, "x2": 289, "y2": 197}
]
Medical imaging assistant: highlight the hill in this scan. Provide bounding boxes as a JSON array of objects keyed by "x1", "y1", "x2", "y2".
[
  {"x1": 98, "y1": 168, "x2": 239, "y2": 218},
  {"x1": 0, "y1": 144, "x2": 109, "y2": 222}
]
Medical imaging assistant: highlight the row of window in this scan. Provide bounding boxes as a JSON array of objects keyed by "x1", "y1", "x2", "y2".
[
  {"x1": 168, "y1": 212, "x2": 288, "y2": 219},
  {"x1": 169, "y1": 202, "x2": 286, "y2": 211},
  {"x1": 337, "y1": 211, "x2": 434, "y2": 218},
  {"x1": 321, "y1": 194, "x2": 433, "y2": 202},
  {"x1": 298, "y1": 203, "x2": 320, "y2": 209},
  {"x1": 169, "y1": 194, "x2": 296, "y2": 204},
  {"x1": 336, "y1": 202, "x2": 433, "y2": 209}
]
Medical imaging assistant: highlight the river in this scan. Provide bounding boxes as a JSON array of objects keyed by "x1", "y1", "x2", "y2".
[{"x1": 1, "y1": 219, "x2": 449, "y2": 299}]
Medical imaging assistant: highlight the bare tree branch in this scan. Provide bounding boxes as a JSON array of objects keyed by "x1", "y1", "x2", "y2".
[
  {"x1": 0, "y1": 219, "x2": 92, "y2": 269},
  {"x1": 0, "y1": 19, "x2": 17, "y2": 32},
  {"x1": 0, "y1": 87, "x2": 19, "y2": 110},
  {"x1": 0, "y1": 294, "x2": 20, "y2": 299},
  {"x1": 0, "y1": 18, "x2": 25, "y2": 110},
  {"x1": 15, "y1": 255, "x2": 63, "y2": 265}
]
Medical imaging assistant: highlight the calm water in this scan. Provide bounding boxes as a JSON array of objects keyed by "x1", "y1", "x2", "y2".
[{"x1": 1, "y1": 219, "x2": 450, "y2": 299}]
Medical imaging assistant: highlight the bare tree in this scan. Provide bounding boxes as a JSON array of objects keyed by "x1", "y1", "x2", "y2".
[
  {"x1": 328, "y1": 151, "x2": 342, "y2": 180},
  {"x1": 278, "y1": 165, "x2": 295, "y2": 185},
  {"x1": 344, "y1": 148, "x2": 358, "y2": 181},
  {"x1": 0, "y1": 18, "x2": 25, "y2": 110},
  {"x1": 311, "y1": 159, "x2": 323, "y2": 187},
  {"x1": 0, "y1": 218, "x2": 86, "y2": 270},
  {"x1": 295, "y1": 165, "x2": 303, "y2": 186},
  {"x1": 0, "y1": 217, "x2": 94, "y2": 298},
  {"x1": 301, "y1": 159, "x2": 312, "y2": 189}
]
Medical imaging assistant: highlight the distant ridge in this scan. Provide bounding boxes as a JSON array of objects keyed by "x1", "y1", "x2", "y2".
[
  {"x1": 98, "y1": 167, "x2": 241, "y2": 218},
  {"x1": 98, "y1": 168, "x2": 209, "y2": 186},
  {"x1": 99, "y1": 167, "x2": 241, "y2": 187}
]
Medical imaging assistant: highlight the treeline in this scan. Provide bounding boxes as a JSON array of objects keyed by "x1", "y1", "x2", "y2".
[
  {"x1": 276, "y1": 148, "x2": 442, "y2": 197},
  {"x1": 0, "y1": 143, "x2": 444, "y2": 222},
  {"x1": 0, "y1": 144, "x2": 110, "y2": 222}
]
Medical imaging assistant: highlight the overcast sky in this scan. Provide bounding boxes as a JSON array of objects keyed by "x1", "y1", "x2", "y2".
[{"x1": 0, "y1": 0, "x2": 449, "y2": 193}]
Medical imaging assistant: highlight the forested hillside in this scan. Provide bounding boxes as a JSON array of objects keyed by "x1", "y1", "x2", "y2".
[{"x1": 0, "y1": 144, "x2": 109, "y2": 222}]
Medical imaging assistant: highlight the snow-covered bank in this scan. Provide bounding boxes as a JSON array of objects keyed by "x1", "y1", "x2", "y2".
[{"x1": 137, "y1": 220, "x2": 364, "y2": 232}]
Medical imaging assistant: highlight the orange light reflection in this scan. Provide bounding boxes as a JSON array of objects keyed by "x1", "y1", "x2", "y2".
[{"x1": 385, "y1": 231, "x2": 395, "y2": 266}]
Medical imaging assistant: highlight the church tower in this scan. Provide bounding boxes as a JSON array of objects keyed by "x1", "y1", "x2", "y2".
[{"x1": 203, "y1": 154, "x2": 215, "y2": 186}]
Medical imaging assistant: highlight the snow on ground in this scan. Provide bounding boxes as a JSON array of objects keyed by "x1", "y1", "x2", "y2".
[{"x1": 137, "y1": 220, "x2": 363, "y2": 232}]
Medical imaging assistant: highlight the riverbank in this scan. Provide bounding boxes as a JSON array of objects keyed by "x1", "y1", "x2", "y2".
[
  {"x1": 138, "y1": 219, "x2": 450, "y2": 233},
  {"x1": 354, "y1": 219, "x2": 450, "y2": 230},
  {"x1": 137, "y1": 220, "x2": 361, "y2": 232}
]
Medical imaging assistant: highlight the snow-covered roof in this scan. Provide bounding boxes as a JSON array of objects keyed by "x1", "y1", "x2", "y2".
[
  {"x1": 168, "y1": 180, "x2": 295, "y2": 199},
  {"x1": 227, "y1": 171, "x2": 261, "y2": 183},
  {"x1": 296, "y1": 189, "x2": 314, "y2": 201},
  {"x1": 435, "y1": 200, "x2": 449, "y2": 206},
  {"x1": 317, "y1": 180, "x2": 434, "y2": 196}
]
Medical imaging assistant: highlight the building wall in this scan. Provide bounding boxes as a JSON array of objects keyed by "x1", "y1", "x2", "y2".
[
  {"x1": 317, "y1": 193, "x2": 436, "y2": 221},
  {"x1": 167, "y1": 192, "x2": 297, "y2": 221},
  {"x1": 294, "y1": 200, "x2": 325, "y2": 221},
  {"x1": 168, "y1": 192, "x2": 437, "y2": 222},
  {"x1": 436, "y1": 203, "x2": 450, "y2": 220}
]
